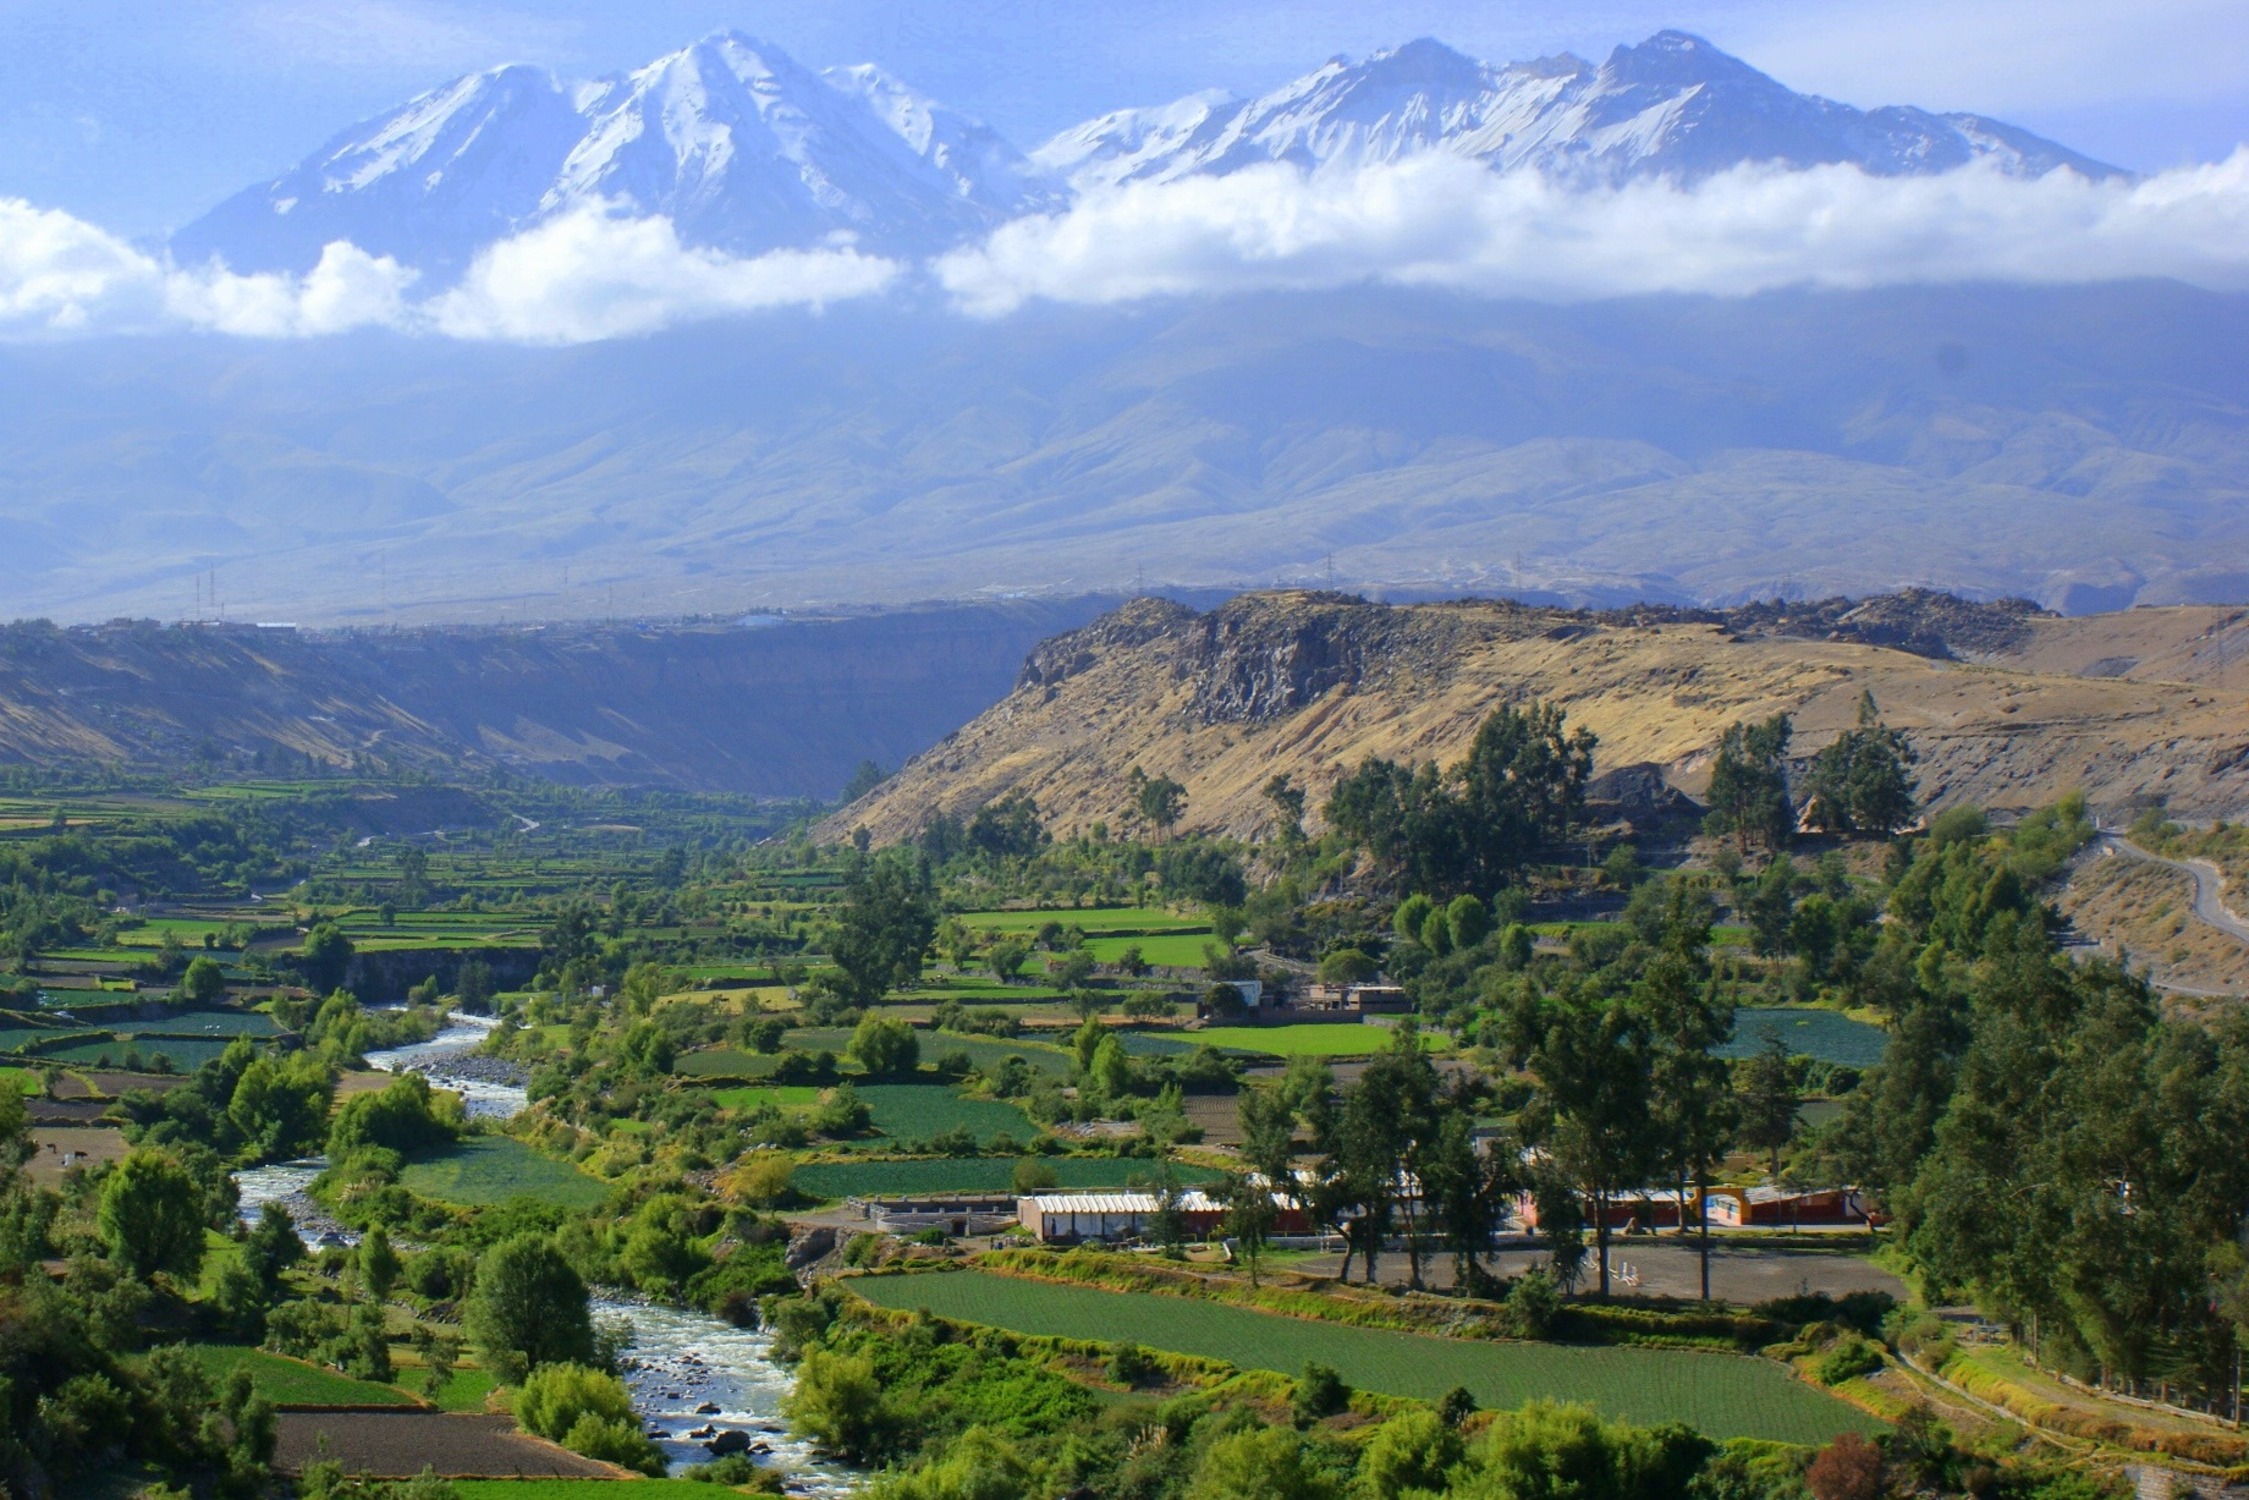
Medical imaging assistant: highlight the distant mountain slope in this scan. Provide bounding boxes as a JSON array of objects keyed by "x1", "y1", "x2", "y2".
[
  {"x1": 830, "y1": 593, "x2": 2249, "y2": 844},
  {"x1": 0, "y1": 600, "x2": 1112, "y2": 796},
  {"x1": 171, "y1": 29, "x2": 2115, "y2": 279},
  {"x1": 0, "y1": 282, "x2": 2240, "y2": 624},
  {"x1": 171, "y1": 32, "x2": 1048, "y2": 278},
  {"x1": 1037, "y1": 31, "x2": 2121, "y2": 190}
]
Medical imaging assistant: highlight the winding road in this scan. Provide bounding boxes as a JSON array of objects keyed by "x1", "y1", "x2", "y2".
[{"x1": 2098, "y1": 834, "x2": 2249, "y2": 946}]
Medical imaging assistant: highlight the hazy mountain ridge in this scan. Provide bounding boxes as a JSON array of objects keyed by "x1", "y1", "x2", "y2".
[
  {"x1": 0, "y1": 282, "x2": 2240, "y2": 624},
  {"x1": 169, "y1": 28, "x2": 2116, "y2": 278},
  {"x1": 0, "y1": 600, "x2": 1114, "y2": 796}
]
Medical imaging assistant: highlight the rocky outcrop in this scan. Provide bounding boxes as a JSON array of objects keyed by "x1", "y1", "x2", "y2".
[{"x1": 830, "y1": 590, "x2": 2249, "y2": 844}]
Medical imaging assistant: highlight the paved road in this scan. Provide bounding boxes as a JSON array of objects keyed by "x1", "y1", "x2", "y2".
[{"x1": 2101, "y1": 835, "x2": 2249, "y2": 945}]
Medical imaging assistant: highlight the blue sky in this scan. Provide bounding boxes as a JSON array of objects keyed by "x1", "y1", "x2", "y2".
[{"x1": 0, "y1": 0, "x2": 2242, "y2": 236}]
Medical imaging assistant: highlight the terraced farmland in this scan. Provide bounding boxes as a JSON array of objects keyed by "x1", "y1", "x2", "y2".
[{"x1": 851, "y1": 1271, "x2": 1878, "y2": 1445}]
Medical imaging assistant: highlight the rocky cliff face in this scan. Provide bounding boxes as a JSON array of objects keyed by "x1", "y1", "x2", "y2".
[{"x1": 834, "y1": 591, "x2": 2249, "y2": 842}]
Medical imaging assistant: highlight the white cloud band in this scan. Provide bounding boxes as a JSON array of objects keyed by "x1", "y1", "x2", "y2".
[
  {"x1": 3, "y1": 151, "x2": 2248, "y2": 340},
  {"x1": 934, "y1": 150, "x2": 2249, "y2": 315}
]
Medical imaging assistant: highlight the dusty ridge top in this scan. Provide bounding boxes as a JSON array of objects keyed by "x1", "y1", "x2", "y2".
[{"x1": 836, "y1": 590, "x2": 2249, "y2": 843}]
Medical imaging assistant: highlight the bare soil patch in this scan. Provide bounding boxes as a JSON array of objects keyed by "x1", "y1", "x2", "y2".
[
  {"x1": 25, "y1": 1125, "x2": 129, "y2": 1186},
  {"x1": 272, "y1": 1412, "x2": 618, "y2": 1479},
  {"x1": 1290, "y1": 1241, "x2": 1910, "y2": 1305}
]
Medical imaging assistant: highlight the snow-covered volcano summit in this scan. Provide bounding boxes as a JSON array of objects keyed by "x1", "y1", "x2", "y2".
[
  {"x1": 172, "y1": 28, "x2": 2122, "y2": 281},
  {"x1": 171, "y1": 31, "x2": 1050, "y2": 279},
  {"x1": 1034, "y1": 31, "x2": 2123, "y2": 190}
]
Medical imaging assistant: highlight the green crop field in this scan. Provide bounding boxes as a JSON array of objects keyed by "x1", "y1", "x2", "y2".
[
  {"x1": 857, "y1": 1085, "x2": 1033, "y2": 1145},
  {"x1": 1079, "y1": 933, "x2": 1214, "y2": 967},
  {"x1": 1193, "y1": 1024, "x2": 1426, "y2": 1057},
  {"x1": 708, "y1": 1085, "x2": 823, "y2": 1111},
  {"x1": 918, "y1": 1034, "x2": 1075, "y2": 1076},
  {"x1": 957, "y1": 908, "x2": 1206, "y2": 933},
  {"x1": 1720, "y1": 1008, "x2": 1887, "y2": 1067},
  {"x1": 674, "y1": 1048, "x2": 781, "y2": 1078},
  {"x1": 851, "y1": 1273, "x2": 1877, "y2": 1445},
  {"x1": 111, "y1": 1011, "x2": 279, "y2": 1038},
  {"x1": 792, "y1": 1156, "x2": 1223, "y2": 1199},
  {"x1": 180, "y1": 1344, "x2": 415, "y2": 1407},
  {"x1": 398, "y1": 1136, "x2": 609, "y2": 1209},
  {"x1": 43, "y1": 1036, "x2": 240, "y2": 1069},
  {"x1": 0, "y1": 1068, "x2": 36, "y2": 1094}
]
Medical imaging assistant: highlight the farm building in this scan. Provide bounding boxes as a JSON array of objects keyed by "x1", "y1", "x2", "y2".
[
  {"x1": 1516, "y1": 1188, "x2": 1698, "y2": 1231},
  {"x1": 1702, "y1": 1186, "x2": 1870, "y2": 1227},
  {"x1": 1016, "y1": 1191, "x2": 1226, "y2": 1243}
]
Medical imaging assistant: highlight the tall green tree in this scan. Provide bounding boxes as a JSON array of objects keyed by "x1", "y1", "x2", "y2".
[
  {"x1": 829, "y1": 852, "x2": 938, "y2": 1006},
  {"x1": 1506, "y1": 982, "x2": 1659, "y2": 1298},
  {"x1": 99, "y1": 1149, "x2": 208, "y2": 1282},
  {"x1": 1128, "y1": 767, "x2": 1187, "y2": 839},
  {"x1": 1802, "y1": 691, "x2": 1919, "y2": 838},
  {"x1": 1703, "y1": 714, "x2": 1794, "y2": 853},
  {"x1": 1736, "y1": 1031, "x2": 1800, "y2": 1179},
  {"x1": 464, "y1": 1234, "x2": 596, "y2": 1384}
]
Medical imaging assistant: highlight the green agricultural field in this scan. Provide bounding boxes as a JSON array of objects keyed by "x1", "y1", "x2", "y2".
[
  {"x1": 1720, "y1": 1008, "x2": 1887, "y2": 1067},
  {"x1": 1192, "y1": 1024, "x2": 1426, "y2": 1057},
  {"x1": 852, "y1": 1273, "x2": 1877, "y2": 1445},
  {"x1": 855, "y1": 1084, "x2": 1033, "y2": 1145},
  {"x1": 793, "y1": 1156, "x2": 1223, "y2": 1200},
  {"x1": 0, "y1": 1068, "x2": 37, "y2": 1094},
  {"x1": 180, "y1": 1344, "x2": 415, "y2": 1406},
  {"x1": 674, "y1": 1048, "x2": 782, "y2": 1078},
  {"x1": 708, "y1": 1084, "x2": 823, "y2": 1111},
  {"x1": 958, "y1": 908, "x2": 1206, "y2": 933},
  {"x1": 43, "y1": 1036, "x2": 241, "y2": 1069},
  {"x1": 398, "y1": 1136, "x2": 609, "y2": 1209},
  {"x1": 1112, "y1": 1032, "x2": 1202, "y2": 1057},
  {"x1": 111, "y1": 1011, "x2": 279, "y2": 1038},
  {"x1": 1078, "y1": 933, "x2": 1214, "y2": 968},
  {"x1": 918, "y1": 1033, "x2": 1076, "y2": 1076}
]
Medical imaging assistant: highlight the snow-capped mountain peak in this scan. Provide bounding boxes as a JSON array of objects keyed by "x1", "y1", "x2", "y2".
[
  {"x1": 172, "y1": 28, "x2": 2125, "y2": 281},
  {"x1": 1037, "y1": 29, "x2": 2125, "y2": 191},
  {"x1": 173, "y1": 29, "x2": 1045, "y2": 279}
]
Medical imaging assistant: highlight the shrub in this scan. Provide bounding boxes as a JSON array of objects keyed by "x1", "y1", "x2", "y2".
[
  {"x1": 1815, "y1": 1334, "x2": 1885, "y2": 1386},
  {"x1": 1012, "y1": 1158, "x2": 1061, "y2": 1193},
  {"x1": 515, "y1": 1361, "x2": 635, "y2": 1440},
  {"x1": 1291, "y1": 1360, "x2": 1349, "y2": 1424},
  {"x1": 1108, "y1": 1342, "x2": 1155, "y2": 1387},
  {"x1": 1501, "y1": 1267, "x2": 1562, "y2": 1339},
  {"x1": 561, "y1": 1413, "x2": 664, "y2": 1476},
  {"x1": 1806, "y1": 1431, "x2": 1884, "y2": 1500}
]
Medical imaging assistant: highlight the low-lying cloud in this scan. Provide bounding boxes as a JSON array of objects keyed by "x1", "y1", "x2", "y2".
[
  {"x1": 427, "y1": 209, "x2": 901, "y2": 342},
  {"x1": 0, "y1": 199, "x2": 900, "y2": 343},
  {"x1": 4, "y1": 151, "x2": 2249, "y2": 341},
  {"x1": 936, "y1": 150, "x2": 2249, "y2": 314}
]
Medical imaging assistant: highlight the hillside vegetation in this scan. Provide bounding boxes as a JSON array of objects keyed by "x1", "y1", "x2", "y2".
[{"x1": 836, "y1": 592, "x2": 2249, "y2": 842}]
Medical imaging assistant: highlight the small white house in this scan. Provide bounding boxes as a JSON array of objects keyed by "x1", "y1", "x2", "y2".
[{"x1": 1016, "y1": 1191, "x2": 1225, "y2": 1243}]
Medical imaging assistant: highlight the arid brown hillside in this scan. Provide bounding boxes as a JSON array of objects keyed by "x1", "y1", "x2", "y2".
[{"x1": 834, "y1": 592, "x2": 2249, "y2": 843}]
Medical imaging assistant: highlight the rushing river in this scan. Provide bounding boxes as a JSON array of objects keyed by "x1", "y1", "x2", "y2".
[
  {"x1": 363, "y1": 1011, "x2": 529, "y2": 1119},
  {"x1": 597, "y1": 1298, "x2": 857, "y2": 1491},
  {"x1": 228, "y1": 1013, "x2": 840, "y2": 1488}
]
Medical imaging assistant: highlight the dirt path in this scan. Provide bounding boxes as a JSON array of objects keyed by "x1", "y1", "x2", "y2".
[{"x1": 2103, "y1": 836, "x2": 2249, "y2": 946}]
